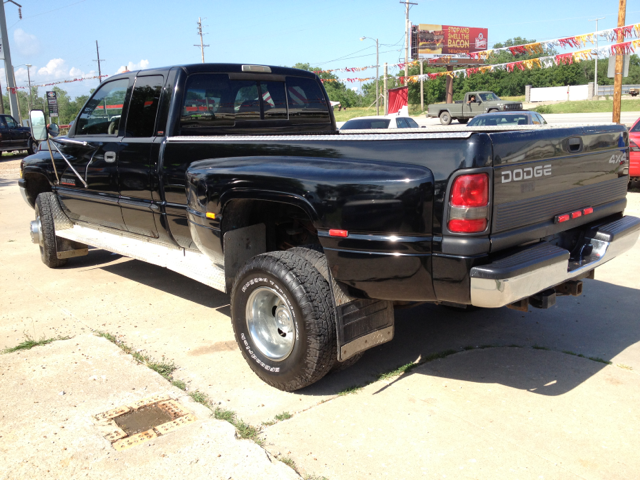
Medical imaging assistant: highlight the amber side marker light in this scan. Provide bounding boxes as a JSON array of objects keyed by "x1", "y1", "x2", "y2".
[
  {"x1": 329, "y1": 229, "x2": 349, "y2": 237},
  {"x1": 206, "y1": 212, "x2": 216, "y2": 219}
]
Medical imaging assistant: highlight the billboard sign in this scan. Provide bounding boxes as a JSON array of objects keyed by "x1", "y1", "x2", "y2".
[{"x1": 412, "y1": 24, "x2": 488, "y2": 57}]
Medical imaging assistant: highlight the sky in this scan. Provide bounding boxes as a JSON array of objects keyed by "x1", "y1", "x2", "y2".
[{"x1": 3, "y1": 0, "x2": 640, "y2": 99}]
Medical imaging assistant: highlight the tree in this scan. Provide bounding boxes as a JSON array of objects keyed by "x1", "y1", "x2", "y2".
[{"x1": 293, "y1": 63, "x2": 363, "y2": 108}]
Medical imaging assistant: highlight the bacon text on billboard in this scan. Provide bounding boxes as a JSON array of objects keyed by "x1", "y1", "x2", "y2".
[{"x1": 412, "y1": 25, "x2": 489, "y2": 57}]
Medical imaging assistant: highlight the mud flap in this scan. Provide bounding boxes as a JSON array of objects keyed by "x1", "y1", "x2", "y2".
[{"x1": 326, "y1": 270, "x2": 394, "y2": 361}]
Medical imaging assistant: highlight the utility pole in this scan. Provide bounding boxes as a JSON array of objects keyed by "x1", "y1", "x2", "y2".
[
  {"x1": 194, "y1": 17, "x2": 209, "y2": 63},
  {"x1": 384, "y1": 63, "x2": 388, "y2": 114},
  {"x1": 94, "y1": 41, "x2": 106, "y2": 83},
  {"x1": 400, "y1": 1, "x2": 418, "y2": 86},
  {"x1": 612, "y1": 0, "x2": 626, "y2": 124},
  {"x1": 25, "y1": 63, "x2": 31, "y2": 111},
  {"x1": 420, "y1": 59, "x2": 424, "y2": 112},
  {"x1": 588, "y1": 16, "x2": 605, "y2": 97},
  {"x1": 0, "y1": 1, "x2": 21, "y2": 122},
  {"x1": 361, "y1": 37, "x2": 379, "y2": 115}
]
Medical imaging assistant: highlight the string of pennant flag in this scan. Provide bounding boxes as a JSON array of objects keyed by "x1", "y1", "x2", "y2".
[
  {"x1": 319, "y1": 23, "x2": 640, "y2": 84},
  {"x1": 7, "y1": 74, "x2": 109, "y2": 94},
  {"x1": 398, "y1": 40, "x2": 640, "y2": 84}
]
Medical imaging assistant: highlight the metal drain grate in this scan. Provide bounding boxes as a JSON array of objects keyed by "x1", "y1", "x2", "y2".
[{"x1": 93, "y1": 394, "x2": 196, "y2": 451}]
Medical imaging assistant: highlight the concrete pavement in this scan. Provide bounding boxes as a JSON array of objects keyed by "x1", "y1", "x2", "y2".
[{"x1": 2, "y1": 157, "x2": 640, "y2": 479}]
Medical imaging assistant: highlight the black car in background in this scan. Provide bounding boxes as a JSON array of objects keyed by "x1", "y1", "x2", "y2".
[
  {"x1": 467, "y1": 111, "x2": 547, "y2": 126},
  {"x1": 0, "y1": 114, "x2": 37, "y2": 155}
]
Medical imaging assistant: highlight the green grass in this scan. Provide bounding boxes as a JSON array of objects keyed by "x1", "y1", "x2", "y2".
[
  {"x1": 171, "y1": 379, "x2": 187, "y2": 391},
  {"x1": 96, "y1": 331, "x2": 184, "y2": 385},
  {"x1": 338, "y1": 385, "x2": 363, "y2": 396},
  {"x1": 214, "y1": 407, "x2": 262, "y2": 444},
  {"x1": 533, "y1": 98, "x2": 640, "y2": 114},
  {"x1": 502, "y1": 95, "x2": 526, "y2": 102},
  {"x1": 377, "y1": 362, "x2": 417, "y2": 381},
  {"x1": 2, "y1": 334, "x2": 71, "y2": 354},
  {"x1": 274, "y1": 411, "x2": 292, "y2": 421},
  {"x1": 189, "y1": 390, "x2": 211, "y2": 406},
  {"x1": 333, "y1": 107, "x2": 379, "y2": 122},
  {"x1": 280, "y1": 457, "x2": 297, "y2": 470}
]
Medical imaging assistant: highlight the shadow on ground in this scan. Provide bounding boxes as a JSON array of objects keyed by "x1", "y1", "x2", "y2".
[{"x1": 59, "y1": 247, "x2": 640, "y2": 399}]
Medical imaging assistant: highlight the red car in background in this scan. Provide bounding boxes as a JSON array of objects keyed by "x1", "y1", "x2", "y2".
[{"x1": 631, "y1": 117, "x2": 640, "y2": 182}]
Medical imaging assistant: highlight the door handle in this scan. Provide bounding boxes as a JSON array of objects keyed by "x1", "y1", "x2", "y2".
[{"x1": 104, "y1": 152, "x2": 117, "y2": 163}]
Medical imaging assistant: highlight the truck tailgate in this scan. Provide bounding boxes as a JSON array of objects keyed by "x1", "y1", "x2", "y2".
[{"x1": 488, "y1": 125, "x2": 628, "y2": 250}]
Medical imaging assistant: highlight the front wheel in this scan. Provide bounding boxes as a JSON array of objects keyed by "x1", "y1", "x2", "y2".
[
  {"x1": 34, "y1": 193, "x2": 67, "y2": 268},
  {"x1": 27, "y1": 138, "x2": 38, "y2": 155},
  {"x1": 458, "y1": 118, "x2": 469, "y2": 124},
  {"x1": 231, "y1": 251, "x2": 336, "y2": 391},
  {"x1": 439, "y1": 111, "x2": 452, "y2": 125}
]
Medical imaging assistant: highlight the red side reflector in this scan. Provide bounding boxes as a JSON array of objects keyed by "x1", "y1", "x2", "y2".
[
  {"x1": 557, "y1": 214, "x2": 570, "y2": 223},
  {"x1": 448, "y1": 218, "x2": 487, "y2": 233},
  {"x1": 583, "y1": 207, "x2": 593, "y2": 215},
  {"x1": 329, "y1": 229, "x2": 348, "y2": 237},
  {"x1": 571, "y1": 211, "x2": 582, "y2": 219}
]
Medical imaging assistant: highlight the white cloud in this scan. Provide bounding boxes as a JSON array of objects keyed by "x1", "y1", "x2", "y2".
[
  {"x1": 116, "y1": 60, "x2": 150, "y2": 74},
  {"x1": 13, "y1": 29, "x2": 41, "y2": 56},
  {"x1": 37, "y1": 58, "x2": 68, "y2": 79}
]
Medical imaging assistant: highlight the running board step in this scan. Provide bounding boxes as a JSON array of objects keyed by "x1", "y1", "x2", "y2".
[{"x1": 56, "y1": 224, "x2": 227, "y2": 292}]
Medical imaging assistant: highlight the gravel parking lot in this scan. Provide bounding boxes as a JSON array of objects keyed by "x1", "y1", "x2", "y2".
[{"x1": 1, "y1": 159, "x2": 639, "y2": 480}]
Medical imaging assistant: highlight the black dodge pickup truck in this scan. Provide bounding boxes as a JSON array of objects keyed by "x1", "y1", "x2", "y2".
[{"x1": 19, "y1": 63, "x2": 640, "y2": 391}]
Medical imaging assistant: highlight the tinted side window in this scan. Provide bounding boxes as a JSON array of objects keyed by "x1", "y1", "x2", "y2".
[
  {"x1": 76, "y1": 79, "x2": 129, "y2": 135},
  {"x1": 286, "y1": 77, "x2": 329, "y2": 123},
  {"x1": 396, "y1": 118, "x2": 408, "y2": 128},
  {"x1": 125, "y1": 76, "x2": 163, "y2": 137},
  {"x1": 0, "y1": 117, "x2": 7, "y2": 129},
  {"x1": 182, "y1": 74, "x2": 235, "y2": 130},
  {"x1": 405, "y1": 118, "x2": 419, "y2": 128},
  {"x1": 5, "y1": 116, "x2": 17, "y2": 128}
]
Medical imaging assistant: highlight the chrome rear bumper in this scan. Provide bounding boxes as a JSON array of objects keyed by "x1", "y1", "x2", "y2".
[{"x1": 470, "y1": 216, "x2": 640, "y2": 308}]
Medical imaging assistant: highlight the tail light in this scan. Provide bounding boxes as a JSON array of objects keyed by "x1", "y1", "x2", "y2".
[
  {"x1": 448, "y1": 173, "x2": 489, "y2": 233},
  {"x1": 631, "y1": 141, "x2": 640, "y2": 152}
]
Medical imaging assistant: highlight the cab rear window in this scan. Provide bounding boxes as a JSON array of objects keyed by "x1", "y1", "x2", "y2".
[{"x1": 180, "y1": 73, "x2": 328, "y2": 134}]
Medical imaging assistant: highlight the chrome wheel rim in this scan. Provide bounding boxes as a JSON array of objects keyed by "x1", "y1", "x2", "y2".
[{"x1": 246, "y1": 286, "x2": 295, "y2": 361}]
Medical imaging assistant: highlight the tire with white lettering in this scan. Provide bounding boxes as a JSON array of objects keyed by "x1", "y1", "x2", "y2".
[
  {"x1": 231, "y1": 251, "x2": 336, "y2": 391},
  {"x1": 287, "y1": 245, "x2": 364, "y2": 373}
]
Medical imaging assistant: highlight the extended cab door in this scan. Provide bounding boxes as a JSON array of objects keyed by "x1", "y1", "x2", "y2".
[
  {"x1": 56, "y1": 77, "x2": 131, "y2": 230},
  {"x1": 117, "y1": 75, "x2": 165, "y2": 238}
]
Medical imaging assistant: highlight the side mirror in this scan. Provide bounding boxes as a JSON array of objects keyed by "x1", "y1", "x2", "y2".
[
  {"x1": 48, "y1": 123, "x2": 60, "y2": 137},
  {"x1": 30, "y1": 110, "x2": 47, "y2": 141}
]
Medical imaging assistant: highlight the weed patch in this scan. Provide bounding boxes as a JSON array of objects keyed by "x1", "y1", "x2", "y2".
[
  {"x1": 338, "y1": 385, "x2": 363, "y2": 396},
  {"x1": 189, "y1": 390, "x2": 211, "y2": 406},
  {"x1": 378, "y1": 362, "x2": 417, "y2": 381},
  {"x1": 96, "y1": 331, "x2": 185, "y2": 386},
  {"x1": 2, "y1": 334, "x2": 71, "y2": 354},
  {"x1": 275, "y1": 411, "x2": 292, "y2": 421},
  {"x1": 214, "y1": 407, "x2": 262, "y2": 444},
  {"x1": 280, "y1": 457, "x2": 297, "y2": 470},
  {"x1": 171, "y1": 379, "x2": 187, "y2": 390}
]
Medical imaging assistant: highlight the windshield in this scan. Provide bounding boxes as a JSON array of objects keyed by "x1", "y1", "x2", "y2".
[
  {"x1": 341, "y1": 118, "x2": 390, "y2": 130},
  {"x1": 478, "y1": 92, "x2": 501, "y2": 102},
  {"x1": 468, "y1": 114, "x2": 529, "y2": 126}
]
